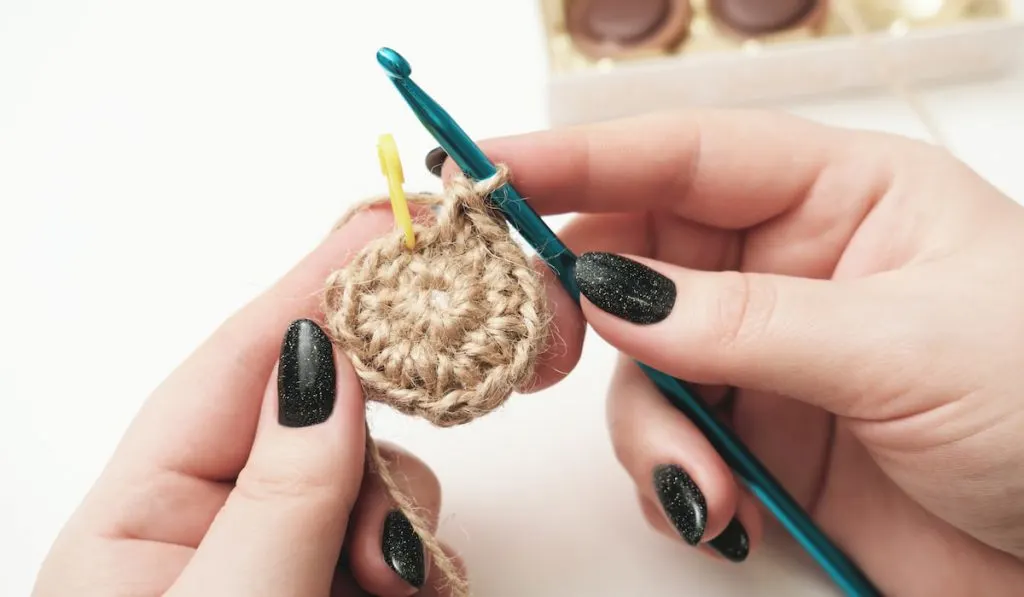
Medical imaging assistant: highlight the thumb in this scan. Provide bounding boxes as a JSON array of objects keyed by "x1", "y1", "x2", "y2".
[
  {"x1": 167, "y1": 319, "x2": 366, "y2": 597},
  {"x1": 574, "y1": 252, "x2": 895, "y2": 418}
]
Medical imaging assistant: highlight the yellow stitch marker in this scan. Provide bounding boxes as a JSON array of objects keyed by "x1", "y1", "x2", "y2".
[{"x1": 377, "y1": 133, "x2": 416, "y2": 250}]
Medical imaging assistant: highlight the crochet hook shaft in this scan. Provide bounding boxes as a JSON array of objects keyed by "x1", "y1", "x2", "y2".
[
  {"x1": 375, "y1": 49, "x2": 579, "y2": 298},
  {"x1": 376, "y1": 47, "x2": 880, "y2": 597}
]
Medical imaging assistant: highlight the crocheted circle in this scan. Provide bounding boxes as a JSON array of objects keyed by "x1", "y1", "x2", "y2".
[{"x1": 323, "y1": 172, "x2": 549, "y2": 427}]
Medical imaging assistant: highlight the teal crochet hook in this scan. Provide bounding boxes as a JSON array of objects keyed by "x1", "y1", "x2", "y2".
[{"x1": 376, "y1": 47, "x2": 881, "y2": 597}]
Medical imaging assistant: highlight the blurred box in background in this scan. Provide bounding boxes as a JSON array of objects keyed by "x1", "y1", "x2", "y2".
[{"x1": 540, "y1": 0, "x2": 1024, "y2": 126}]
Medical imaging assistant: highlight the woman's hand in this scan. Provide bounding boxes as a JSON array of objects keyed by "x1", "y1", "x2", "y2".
[
  {"x1": 437, "y1": 110, "x2": 1024, "y2": 596},
  {"x1": 34, "y1": 107, "x2": 1024, "y2": 597},
  {"x1": 30, "y1": 204, "x2": 584, "y2": 597}
]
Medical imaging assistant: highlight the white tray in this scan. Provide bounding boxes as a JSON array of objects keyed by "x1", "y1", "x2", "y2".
[{"x1": 544, "y1": 3, "x2": 1024, "y2": 126}]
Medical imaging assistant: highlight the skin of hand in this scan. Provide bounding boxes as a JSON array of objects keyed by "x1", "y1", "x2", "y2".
[
  {"x1": 432, "y1": 109, "x2": 1024, "y2": 596},
  {"x1": 33, "y1": 106, "x2": 1024, "y2": 597},
  {"x1": 29, "y1": 206, "x2": 581, "y2": 597}
]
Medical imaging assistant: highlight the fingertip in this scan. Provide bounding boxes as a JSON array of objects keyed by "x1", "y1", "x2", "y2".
[
  {"x1": 641, "y1": 486, "x2": 760, "y2": 566},
  {"x1": 651, "y1": 461, "x2": 739, "y2": 546},
  {"x1": 638, "y1": 490, "x2": 677, "y2": 538},
  {"x1": 418, "y1": 544, "x2": 468, "y2": 597},
  {"x1": 350, "y1": 507, "x2": 428, "y2": 597},
  {"x1": 696, "y1": 493, "x2": 760, "y2": 565},
  {"x1": 348, "y1": 444, "x2": 442, "y2": 596},
  {"x1": 735, "y1": 495, "x2": 763, "y2": 557},
  {"x1": 577, "y1": 295, "x2": 610, "y2": 330},
  {"x1": 705, "y1": 508, "x2": 757, "y2": 564},
  {"x1": 167, "y1": 319, "x2": 368, "y2": 596},
  {"x1": 438, "y1": 152, "x2": 459, "y2": 182},
  {"x1": 254, "y1": 318, "x2": 367, "y2": 495},
  {"x1": 518, "y1": 256, "x2": 586, "y2": 394},
  {"x1": 331, "y1": 346, "x2": 368, "y2": 451},
  {"x1": 574, "y1": 253, "x2": 727, "y2": 387},
  {"x1": 607, "y1": 358, "x2": 739, "y2": 545},
  {"x1": 273, "y1": 317, "x2": 366, "y2": 469}
]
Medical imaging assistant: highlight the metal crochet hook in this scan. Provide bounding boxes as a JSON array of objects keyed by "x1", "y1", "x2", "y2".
[{"x1": 376, "y1": 47, "x2": 881, "y2": 597}]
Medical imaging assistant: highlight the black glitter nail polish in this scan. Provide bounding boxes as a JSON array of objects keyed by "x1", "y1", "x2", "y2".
[
  {"x1": 652, "y1": 464, "x2": 707, "y2": 545},
  {"x1": 575, "y1": 252, "x2": 677, "y2": 325},
  {"x1": 382, "y1": 509, "x2": 426, "y2": 588},
  {"x1": 425, "y1": 146, "x2": 448, "y2": 177},
  {"x1": 710, "y1": 517, "x2": 750, "y2": 562},
  {"x1": 277, "y1": 319, "x2": 336, "y2": 427}
]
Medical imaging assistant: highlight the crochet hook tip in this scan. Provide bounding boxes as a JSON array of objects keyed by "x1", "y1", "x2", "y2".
[{"x1": 377, "y1": 47, "x2": 412, "y2": 80}]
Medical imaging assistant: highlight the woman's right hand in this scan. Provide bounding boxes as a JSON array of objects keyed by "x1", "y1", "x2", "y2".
[{"x1": 438, "y1": 110, "x2": 1024, "y2": 596}]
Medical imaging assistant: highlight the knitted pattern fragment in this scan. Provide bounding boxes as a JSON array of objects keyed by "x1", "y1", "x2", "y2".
[{"x1": 322, "y1": 165, "x2": 549, "y2": 596}]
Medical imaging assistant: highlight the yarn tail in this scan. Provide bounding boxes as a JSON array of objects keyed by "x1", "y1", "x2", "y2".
[{"x1": 365, "y1": 430, "x2": 470, "y2": 597}]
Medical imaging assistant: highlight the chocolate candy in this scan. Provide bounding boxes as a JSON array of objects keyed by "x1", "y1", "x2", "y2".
[
  {"x1": 566, "y1": 0, "x2": 693, "y2": 59},
  {"x1": 708, "y1": 0, "x2": 824, "y2": 35}
]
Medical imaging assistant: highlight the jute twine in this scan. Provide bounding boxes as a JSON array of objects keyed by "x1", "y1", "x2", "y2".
[{"x1": 322, "y1": 165, "x2": 550, "y2": 596}]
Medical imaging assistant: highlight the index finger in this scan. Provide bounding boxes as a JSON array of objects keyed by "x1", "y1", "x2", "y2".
[
  {"x1": 105, "y1": 203, "x2": 584, "y2": 487},
  {"x1": 443, "y1": 109, "x2": 903, "y2": 230},
  {"x1": 112, "y1": 207, "x2": 401, "y2": 482}
]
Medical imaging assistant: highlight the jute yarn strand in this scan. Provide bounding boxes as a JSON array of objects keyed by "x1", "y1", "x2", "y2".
[{"x1": 322, "y1": 165, "x2": 550, "y2": 597}]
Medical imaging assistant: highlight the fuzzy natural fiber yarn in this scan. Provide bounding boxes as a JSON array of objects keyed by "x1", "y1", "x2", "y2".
[
  {"x1": 324, "y1": 165, "x2": 549, "y2": 425},
  {"x1": 322, "y1": 165, "x2": 550, "y2": 596}
]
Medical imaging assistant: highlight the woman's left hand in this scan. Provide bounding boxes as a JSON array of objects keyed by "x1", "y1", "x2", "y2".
[{"x1": 30, "y1": 202, "x2": 586, "y2": 597}]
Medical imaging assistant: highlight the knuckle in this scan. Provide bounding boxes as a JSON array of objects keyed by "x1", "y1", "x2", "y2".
[
  {"x1": 707, "y1": 272, "x2": 777, "y2": 351},
  {"x1": 850, "y1": 128, "x2": 955, "y2": 174},
  {"x1": 233, "y1": 462, "x2": 337, "y2": 504}
]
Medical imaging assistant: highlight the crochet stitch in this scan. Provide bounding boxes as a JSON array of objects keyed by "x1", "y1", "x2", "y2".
[{"x1": 322, "y1": 165, "x2": 550, "y2": 596}]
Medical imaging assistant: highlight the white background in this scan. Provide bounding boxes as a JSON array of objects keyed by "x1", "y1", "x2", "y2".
[{"x1": 3, "y1": 1, "x2": 1024, "y2": 596}]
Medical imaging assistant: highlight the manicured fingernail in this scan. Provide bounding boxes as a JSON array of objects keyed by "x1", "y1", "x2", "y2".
[
  {"x1": 709, "y1": 517, "x2": 750, "y2": 562},
  {"x1": 277, "y1": 319, "x2": 336, "y2": 427},
  {"x1": 652, "y1": 464, "x2": 707, "y2": 545},
  {"x1": 575, "y1": 252, "x2": 676, "y2": 324},
  {"x1": 425, "y1": 146, "x2": 448, "y2": 177},
  {"x1": 382, "y1": 510, "x2": 426, "y2": 588}
]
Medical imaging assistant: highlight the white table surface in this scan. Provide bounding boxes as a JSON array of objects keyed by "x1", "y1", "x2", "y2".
[{"x1": 2, "y1": 2, "x2": 1023, "y2": 596}]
